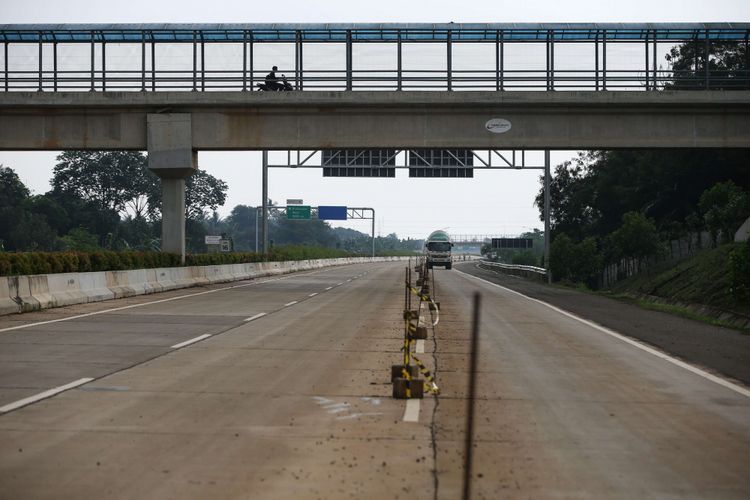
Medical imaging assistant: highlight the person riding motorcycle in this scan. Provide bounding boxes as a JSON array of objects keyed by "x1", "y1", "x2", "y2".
[{"x1": 264, "y1": 66, "x2": 284, "y2": 91}]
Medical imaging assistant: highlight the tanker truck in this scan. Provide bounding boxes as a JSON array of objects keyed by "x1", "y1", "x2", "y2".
[{"x1": 425, "y1": 230, "x2": 454, "y2": 269}]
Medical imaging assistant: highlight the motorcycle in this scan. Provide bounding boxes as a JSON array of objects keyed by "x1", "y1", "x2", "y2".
[{"x1": 257, "y1": 74, "x2": 294, "y2": 91}]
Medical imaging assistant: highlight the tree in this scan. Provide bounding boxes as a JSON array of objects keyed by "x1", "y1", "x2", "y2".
[
  {"x1": 52, "y1": 151, "x2": 153, "y2": 217},
  {"x1": 549, "y1": 233, "x2": 601, "y2": 286},
  {"x1": 146, "y1": 168, "x2": 228, "y2": 221},
  {"x1": 607, "y1": 212, "x2": 662, "y2": 264},
  {"x1": 535, "y1": 154, "x2": 599, "y2": 242},
  {"x1": 0, "y1": 165, "x2": 30, "y2": 207},
  {"x1": 224, "y1": 204, "x2": 258, "y2": 252},
  {"x1": 665, "y1": 40, "x2": 748, "y2": 90},
  {"x1": 699, "y1": 181, "x2": 750, "y2": 245}
]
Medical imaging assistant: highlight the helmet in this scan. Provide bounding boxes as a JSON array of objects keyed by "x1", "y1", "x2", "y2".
[{"x1": 272, "y1": 66, "x2": 278, "y2": 71}]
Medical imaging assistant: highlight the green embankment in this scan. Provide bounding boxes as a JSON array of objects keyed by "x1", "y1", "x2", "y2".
[{"x1": 606, "y1": 243, "x2": 750, "y2": 325}]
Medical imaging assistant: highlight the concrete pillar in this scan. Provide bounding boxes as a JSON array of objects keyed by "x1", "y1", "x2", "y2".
[{"x1": 147, "y1": 113, "x2": 196, "y2": 262}]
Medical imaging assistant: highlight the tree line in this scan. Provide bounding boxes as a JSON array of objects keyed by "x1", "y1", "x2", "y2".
[
  {"x1": 536, "y1": 150, "x2": 750, "y2": 285},
  {"x1": 0, "y1": 151, "x2": 420, "y2": 255},
  {"x1": 534, "y1": 39, "x2": 750, "y2": 287}
]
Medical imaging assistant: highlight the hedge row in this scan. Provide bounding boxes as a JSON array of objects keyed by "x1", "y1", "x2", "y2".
[{"x1": 0, "y1": 246, "x2": 356, "y2": 277}]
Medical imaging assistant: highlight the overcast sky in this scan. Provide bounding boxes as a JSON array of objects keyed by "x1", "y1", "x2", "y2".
[{"x1": 2, "y1": 0, "x2": 749, "y2": 239}]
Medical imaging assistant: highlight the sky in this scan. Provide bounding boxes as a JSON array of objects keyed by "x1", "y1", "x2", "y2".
[{"x1": 1, "y1": 0, "x2": 749, "y2": 239}]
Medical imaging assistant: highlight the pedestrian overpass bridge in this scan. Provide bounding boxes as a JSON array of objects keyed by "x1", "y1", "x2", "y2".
[{"x1": 1, "y1": 23, "x2": 749, "y2": 259}]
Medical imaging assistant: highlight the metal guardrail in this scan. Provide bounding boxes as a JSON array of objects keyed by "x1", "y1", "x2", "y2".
[{"x1": 479, "y1": 260, "x2": 547, "y2": 275}]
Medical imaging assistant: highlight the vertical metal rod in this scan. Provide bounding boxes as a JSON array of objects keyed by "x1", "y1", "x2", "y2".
[
  {"x1": 602, "y1": 30, "x2": 607, "y2": 90},
  {"x1": 544, "y1": 150, "x2": 552, "y2": 284},
  {"x1": 371, "y1": 208, "x2": 376, "y2": 258},
  {"x1": 102, "y1": 41, "x2": 106, "y2": 91},
  {"x1": 545, "y1": 31, "x2": 551, "y2": 90},
  {"x1": 141, "y1": 31, "x2": 146, "y2": 91},
  {"x1": 38, "y1": 33, "x2": 43, "y2": 91},
  {"x1": 151, "y1": 41, "x2": 156, "y2": 91},
  {"x1": 255, "y1": 206, "x2": 259, "y2": 253},
  {"x1": 201, "y1": 40, "x2": 205, "y2": 91},
  {"x1": 705, "y1": 29, "x2": 710, "y2": 89},
  {"x1": 249, "y1": 33, "x2": 254, "y2": 90},
  {"x1": 397, "y1": 30, "x2": 402, "y2": 91},
  {"x1": 462, "y1": 292, "x2": 481, "y2": 500},
  {"x1": 550, "y1": 35, "x2": 555, "y2": 90},
  {"x1": 653, "y1": 31, "x2": 658, "y2": 90},
  {"x1": 90, "y1": 32, "x2": 95, "y2": 91},
  {"x1": 299, "y1": 33, "x2": 304, "y2": 91},
  {"x1": 500, "y1": 31, "x2": 504, "y2": 91},
  {"x1": 645, "y1": 32, "x2": 650, "y2": 90},
  {"x1": 261, "y1": 151, "x2": 269, "y2": 253},
  {"x1": 294, "y1": 31, "x2": 299, "y2": 90},
  {"x1": 694, "y1": 39, "x2": 699, "y2": 87},
  {"x1": 595, "y1": 33, "x2": 599, "y2": 91},
  {"x1": 745, "y1": 35, "x2": 749, "y2": 88},
  {"x1": 447, "y1": 30, "x2": 452, "y2": 91},
  {"x1": 53, "y1": 42, "x2": 57, "y2": 91},
  {"x1": 192, "y1": 32, "x2": 197, "y2": 91},
  {"x1": 3, "y1": 42, "x2": 8, "y2": 92},
  {"x1": 495, "y1": 31, "x2": 500, "y2": 91},
  {"x1": 346, "y1": 30, "x2": 352, "y2": 91},
  {"x1": 242, "y1": 30, "x2": 247, "y2": 91}
]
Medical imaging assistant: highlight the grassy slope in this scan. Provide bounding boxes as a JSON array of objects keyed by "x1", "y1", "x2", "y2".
[{"x1": 607, "y1": 243, "x2": 750, "y2": 317}]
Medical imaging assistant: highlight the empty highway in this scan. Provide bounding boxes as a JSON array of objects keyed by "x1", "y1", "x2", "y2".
[{"x1": 1, "y1": 261, "x2": 749, "y2": 499}]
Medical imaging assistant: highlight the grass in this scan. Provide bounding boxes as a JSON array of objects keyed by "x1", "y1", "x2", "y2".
[
  {"x1": 607, "y1": 243, "x2": 750, "y2": 317},
  {"x1": 607, "y1": 293, "x2": 750, "y2": 334}
]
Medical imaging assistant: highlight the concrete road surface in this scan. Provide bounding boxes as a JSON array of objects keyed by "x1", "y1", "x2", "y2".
[{"x1": 0, "y1": 261, "x2": 749, "y2": 499}]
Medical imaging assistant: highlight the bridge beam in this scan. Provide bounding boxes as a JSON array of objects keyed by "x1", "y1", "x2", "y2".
[
  {"x1": 1, "y1": 91, "x2": 750, "y2": 150},
  {"x1": 147, "y1": 113, "x2": 196, "y2": 262}
]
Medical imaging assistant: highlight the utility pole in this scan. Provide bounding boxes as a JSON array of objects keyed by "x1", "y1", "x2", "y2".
[
  {"x1": 371, "y1": 208, "x2": 376, "y2": 258},
  {"x1": 261, "y1": 150, "x2": 269, "y2": 253},
  {"x1": 544, "y1": 150, "x2": 552, "y2": 284}
]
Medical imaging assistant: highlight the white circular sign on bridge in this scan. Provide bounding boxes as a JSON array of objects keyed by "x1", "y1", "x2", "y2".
[{"x1": 485, "y1": 118, "x2": 512, "y2": 134}]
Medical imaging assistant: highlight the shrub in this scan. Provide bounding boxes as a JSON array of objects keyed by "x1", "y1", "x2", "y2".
[
  {"x1": 549, "y1": 233, "x2": 602, "y2": 286},
  {"x1": 0, "y1": 246, "x2": 357, "y2": 276},
  {"x1": 729, "y1": 240, "x2": 750, "y2": 304}
]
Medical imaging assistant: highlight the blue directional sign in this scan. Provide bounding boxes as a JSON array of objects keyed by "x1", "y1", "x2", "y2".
[{"x1": 318, "y1": 206, "x2": 348, "y2": 220}]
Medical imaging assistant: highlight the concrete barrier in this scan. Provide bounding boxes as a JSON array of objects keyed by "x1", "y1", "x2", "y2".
[
  {"x1": 0, "y1": 277, "x2": 20, "y2": 315},
  {"x1": 0, "y1": 256, "x2": 408, "y2": 316}
]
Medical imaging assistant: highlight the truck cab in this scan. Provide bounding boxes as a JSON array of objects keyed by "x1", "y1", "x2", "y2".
[{"x1": 425, "y1": 230, "x2": 453, "y2": 269}]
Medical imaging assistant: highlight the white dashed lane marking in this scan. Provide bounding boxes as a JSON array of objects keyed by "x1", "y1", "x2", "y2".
[{"x1": 171, "y1": 334, "x2": 212, "y2": 349}]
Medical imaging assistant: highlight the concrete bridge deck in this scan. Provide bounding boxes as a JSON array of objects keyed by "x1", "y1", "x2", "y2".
[{"x1": 2, "y1": 90, "x2": 750, "y2": 150}]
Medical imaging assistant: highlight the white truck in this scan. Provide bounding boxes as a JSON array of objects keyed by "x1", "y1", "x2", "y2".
[{"x1": 425, "y1": 230, "x2": 454, "y2": 269}]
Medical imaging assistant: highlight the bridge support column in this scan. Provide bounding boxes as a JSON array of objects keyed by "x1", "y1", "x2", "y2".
[{"x1": 147, "y1": 113, "x2": 196, "y2": 263}]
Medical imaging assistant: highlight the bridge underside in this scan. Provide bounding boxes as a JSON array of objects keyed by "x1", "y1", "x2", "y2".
[{"x1": 1, "y1": 91, "x2": 749, "y2": 150}]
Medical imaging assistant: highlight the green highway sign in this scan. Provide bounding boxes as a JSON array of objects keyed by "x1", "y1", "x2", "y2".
[{"x1": 287, "y1": 205, "x2": 311, "y2": 220}]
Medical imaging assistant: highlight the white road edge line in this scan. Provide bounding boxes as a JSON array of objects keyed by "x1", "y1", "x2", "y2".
[
  {"x1": 244, "y1": 313, "x2": 267, "y2": 322},
  {"x1": 455, "y1": 268, "x2": 750, "y2": 399},
  {"x1": 284, "y1": 301, "x2": 298, "y2": 307},
  {"x1": 403, "y1": 398, "x2": 420, "y2": 422},
  {"x1": 337, "y1": 282, "x2": 344, "y2": 286},
  {"x1": 309, "y1": 293, "x2": 318, "y2": 297},
  {"x1": 416, "y1": 339, "x2": 425, "y2": 353},
  {"x1": 0, "y1": 377, "x2": 94, "y2": 414},
  {"x1": 325, "y1": 287, "x2": 333, "y2": 290},
  {"x1": 171, "y1": 334, "x2": 212, "y2": 349},
  {"x1": 0, "y1": 269, "x2": 332, "y2": 335}
]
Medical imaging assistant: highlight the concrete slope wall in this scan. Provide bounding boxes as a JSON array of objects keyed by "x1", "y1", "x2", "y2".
[{"x1": 0, "y1": 256, "x2": 406, "y2": 316}]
